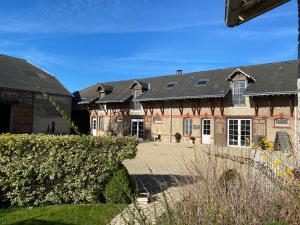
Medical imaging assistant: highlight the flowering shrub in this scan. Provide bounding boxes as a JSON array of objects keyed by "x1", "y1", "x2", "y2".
[
  {"x1": 0, "y1": 134, "x2": 138, "y2": 207},
  {"x1": 257, "y1": 136, "x2": 273, "y2": 150}
]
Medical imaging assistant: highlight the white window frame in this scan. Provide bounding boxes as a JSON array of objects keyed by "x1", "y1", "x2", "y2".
[
  {"x1": 227, "y1": 119, "x2": 252, "y2": 148},
  {"x1": 99, "y1": 117, "x2": 104, "y2": 130},
  {"x1": 132, "y1": 89, "x2": 142, "y2": 112},
  {"x1": 92, "y1": 118, "x2": 97, "y2": 130},
  {"x1": 274, "y1": 118, "x2": 289, "y2": 127},
  {"x1": 183, "y1": 118, "x2": 193, "y2": 136},
  {"x1": 232, "y1": 80, "x2": 246, "y2": 106}
]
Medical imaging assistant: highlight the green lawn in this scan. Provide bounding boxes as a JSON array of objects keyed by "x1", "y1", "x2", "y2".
[{"x1": 0, "y1": 204, "x2": 125, "y2": 225}]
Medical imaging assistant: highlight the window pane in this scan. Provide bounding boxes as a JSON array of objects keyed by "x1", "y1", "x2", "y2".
[{"x1": 233, "y1": 81, "x2": 246, "y2": 106}]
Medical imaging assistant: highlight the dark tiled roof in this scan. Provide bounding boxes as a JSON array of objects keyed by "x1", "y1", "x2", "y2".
[
  {"x1": 76, "y1": 60, "x2": 297, "y2": 104},
  {"x1": 0, "y1": 54, "x2": 71, "y2": 96}
]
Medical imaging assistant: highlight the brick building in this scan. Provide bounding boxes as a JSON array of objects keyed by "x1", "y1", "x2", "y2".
[
  {"x1": 74, "y1": 60, "x2": 297, "y2": 151},
  {"x1": 0, "y1": 54, "x2": 72, "y2": 134}
]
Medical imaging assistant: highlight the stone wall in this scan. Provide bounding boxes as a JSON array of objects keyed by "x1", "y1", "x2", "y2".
[
  {"x1": 0, "y1": 89, "x2": 72, "y2": 134},
  {"x1": 33, "y1": 94, "x2": 72, "y2": 134},
  {"x1": 89, "y1": 94, "x2": 297, "y2": 150}
]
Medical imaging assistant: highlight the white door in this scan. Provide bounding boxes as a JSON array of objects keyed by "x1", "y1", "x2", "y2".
[
  {"x1": 202, "y1": 119, "x2": 211, "y2": 144},
  {"x1": 131, "y1": 119, "x2": 144, "y2": 139},
  {"x1": 228, "y1": 119, "x2": 251, "y2": 147},
  {"x1": 91, "y1": 118, "x2": 97, "y2": 136}
]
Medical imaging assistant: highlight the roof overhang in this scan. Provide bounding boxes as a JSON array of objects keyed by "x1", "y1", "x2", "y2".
[
  {"x1": 134, "y1": 94, "x2": 229, "y2": 102},
  {"x1": 244, "y1": 91, "x2": 297, "y2": 97},
  {"x1": 96, "y1": 97, "x2": 131, "y2": 104},
  {"x1": 225, "y1": 0, "x2": 290, "y2": 27}
]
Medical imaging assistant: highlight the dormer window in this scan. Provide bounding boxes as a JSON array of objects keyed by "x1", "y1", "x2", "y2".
[
  {"x1": 99, "y1": 92, "x2": 105, "y2": 99},
  {"x1": 232, "y1": 80, "x2": 246, "y2": 106},
  {"x1": 166, "y1": 82, "x2": 176, "y2": 89},
  {"x1": 133, "y1": 89, "x2": 142, "y2": 111}
]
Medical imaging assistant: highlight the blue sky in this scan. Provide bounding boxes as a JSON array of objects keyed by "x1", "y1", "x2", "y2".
[{"x1": 0, "y1": 0, "x2": 297, "y2": 92}]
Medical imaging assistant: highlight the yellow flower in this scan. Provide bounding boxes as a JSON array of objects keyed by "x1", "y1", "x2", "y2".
[{"x1": 273, "y1": 159, "x2": 281, "y2": 168}]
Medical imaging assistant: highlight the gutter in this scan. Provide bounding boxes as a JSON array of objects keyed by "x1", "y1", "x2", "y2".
[
  {"x1": 134, "y1": 94, "x2": 228, "y2": 102},
  {"x1": 244, "y1": 91, "x2": 297, "y2": 96}
]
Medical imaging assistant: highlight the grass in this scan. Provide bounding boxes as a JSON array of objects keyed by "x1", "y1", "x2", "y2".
[{"x1": 0, "y1": 204, "x2": 125, "y2": 225}]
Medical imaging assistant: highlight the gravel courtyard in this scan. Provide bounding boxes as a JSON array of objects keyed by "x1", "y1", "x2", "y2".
[
  {"x1": 123, "y1": 142, "x2": 211, "y2": 194},
  {"x1": 123, "y1": 142, "x2": 252, "y2": 193},
  {"x1": 124, "y1": 142, "x2": 200, "y2": 176}
]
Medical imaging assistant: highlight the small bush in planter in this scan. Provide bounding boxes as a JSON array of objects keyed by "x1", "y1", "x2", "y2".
[
  {"x1": 175, "y1": 132, "x2": 181, "y2": 143},
  {"x1": 104, "y1": 165, "x2": 136, "y2": 204},
  {"x1": 190, "y1": 136, "x2": 196, "y2": 144}
]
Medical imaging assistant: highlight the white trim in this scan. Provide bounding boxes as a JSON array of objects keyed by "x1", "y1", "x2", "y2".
[
  {"x1": 202, "y1": 119, "x2": 211, "y2": 145},
  {"x1": 131, "y1": 119, "x2": 144, "y2": 139},
  {"x1": 274, "y1": 118, "x2": 289, "y2": 127},
  {"x1": 226, "y1": 68, "x2": 256, "y2": 82},
  {"x1": 227, "y1": 119, "x2": 252, "y2": 148}
]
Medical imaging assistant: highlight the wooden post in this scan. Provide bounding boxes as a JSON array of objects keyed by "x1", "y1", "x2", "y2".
[{"x1": 253, "y1": 97, "x2": 259, "y2": 116}]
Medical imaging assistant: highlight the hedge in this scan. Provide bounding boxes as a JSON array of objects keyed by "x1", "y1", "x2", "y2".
[{"x1": 0, "y1": 134, "x2": 138, "y2": 207}]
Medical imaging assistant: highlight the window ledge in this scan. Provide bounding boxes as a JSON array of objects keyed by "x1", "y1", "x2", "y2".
[{"x1": 273, "y1": 126, "x2": 290, "y2": 129}]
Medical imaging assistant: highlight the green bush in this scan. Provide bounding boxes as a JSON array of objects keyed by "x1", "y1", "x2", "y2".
[
  {"x1": 104, "y1": 165, "x2": 136, "y2": 204},
  {"x1": 0, "y1": 134, "x2": 138, "y2": 207}
]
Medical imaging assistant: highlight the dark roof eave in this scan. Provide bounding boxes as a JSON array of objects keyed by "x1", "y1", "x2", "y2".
[
  {"x1": 96, "y1": 98, "x2": 130, "y2": 104},
  {"x1": 244, "y1": 91, "x2": 297, "y2": 97},
  {"x1": 134, "y1": 94, "x2": 227, "y2": 102}
]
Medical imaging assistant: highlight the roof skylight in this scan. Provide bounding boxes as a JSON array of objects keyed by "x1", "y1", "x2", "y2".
[
  {"x1": 166, "y1": 82, "x2": 176, "y2": 89},
  {"x1": 196, "y1": 79, "x2": 209, "y2": 86}
]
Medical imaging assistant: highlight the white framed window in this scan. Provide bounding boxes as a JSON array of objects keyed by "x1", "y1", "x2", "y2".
[
  {"x1": 183, "y1": 118, "x2": 193, "y2": 136},
  {"x1": 133, "y1": 89, "x2": 142, "y2": 111},
  {"x1": 232, "y1": 80, "x2": 246, "y2": 106},
  {"x1": 153, "y1": 117, "x2": 162, "y2": 124},
  {"x1": 99, "y1": 117, "x2": 104, "y2": 130},
  {"x1": 274, "y1": 119, "x2": 289, "y2": 127},
  {"x1": 228, "y1": 119, "x2": 251, "y2": 147},
  {"x1": 92, "y1": 118, "x2": 97, "y2": 130}
]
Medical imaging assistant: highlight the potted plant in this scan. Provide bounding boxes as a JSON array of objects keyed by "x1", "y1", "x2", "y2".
[
  {"x1": 107, "y1": 127, "x2": 113, "y2": 136},
  {"x1": 175, "y1": 132, "x2": 181, "y2": 143},
  {"x1": 189, "y1": 136, "x2": 196, "y2": 144}
]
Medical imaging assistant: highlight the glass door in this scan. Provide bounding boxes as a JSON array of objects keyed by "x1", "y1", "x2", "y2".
[
  {"x1": 202, "y1": 119, "x2": 211, "y2": 144},
  {"x1": 131, "y1": 119, "x2": 144, "y2": 139},
  {"x1": 228, "y1": 119, "x2": 251, "y2": 147}
]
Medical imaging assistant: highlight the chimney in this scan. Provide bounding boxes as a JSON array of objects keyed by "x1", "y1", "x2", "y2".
[{"x1": 176, "y1": 69, "x2": 183, "y2": 75}]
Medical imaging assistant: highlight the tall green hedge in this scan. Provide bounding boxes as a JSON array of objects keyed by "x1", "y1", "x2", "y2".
[{"x1": 0, "y1": 134, "x2": 138, "y2": 207}]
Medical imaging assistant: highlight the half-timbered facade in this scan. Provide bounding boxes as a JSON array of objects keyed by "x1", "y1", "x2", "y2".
[{"x1": 74, "y1": 60, "x2": 297, "y2": 150}]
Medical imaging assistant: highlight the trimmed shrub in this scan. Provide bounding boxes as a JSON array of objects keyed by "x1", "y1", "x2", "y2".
[
  {"x1": 104, "y1": 165, "x2": 136, "y2": 204},
  {"x1": 0, "y1": 134, "x2": 138, "y2": 207}
]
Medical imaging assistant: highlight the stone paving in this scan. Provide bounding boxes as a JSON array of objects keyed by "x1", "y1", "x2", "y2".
[
  {"x1": 109, "y1": 142, "x2": 252, "y2": 224},
  {"x1": 109, "y1": 142, "x2": 200, "y2": 225}
]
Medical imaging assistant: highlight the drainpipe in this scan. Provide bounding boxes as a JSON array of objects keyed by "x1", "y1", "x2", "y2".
[{"x1": 169, "y1": 101, "x2": 173, "y2": 142}]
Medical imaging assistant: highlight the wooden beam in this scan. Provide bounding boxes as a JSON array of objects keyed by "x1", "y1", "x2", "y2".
[
  {"x1": 209, "y1": 99, "x2": 215, "y2": 116},
  {"x1": 289, "y1": 95, "x2": 295, "y2": 116},
  {"x1": 177, "y1": 100, "x2": 184, "y2": 116},
  {"x1": 159, "y1": 101, "x2": 165, "y2": 115},
  {"x1": 149, "y1": 103, "x2": 154, "y2": 115},
  {"x1": 252, "y1": 97, "x2": 259, "y2": 116},
  {"x1": 218, "y1": 98, "x2": 225, "y2": 117},
  {"x1": 268, "y1": 96, "x2": 274, "y2": 116}
]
